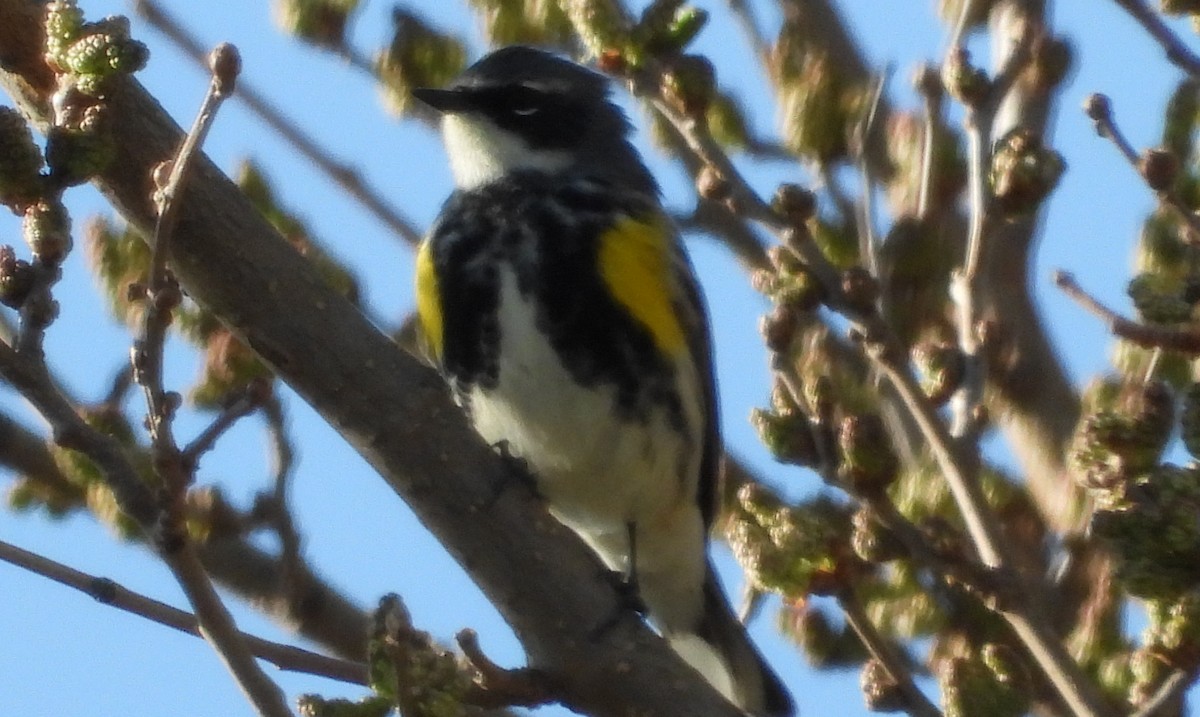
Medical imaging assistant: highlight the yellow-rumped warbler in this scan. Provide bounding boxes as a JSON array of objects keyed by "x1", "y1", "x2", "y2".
[{"x1": 412, "y1": 46, "x2": 792, "y2": 716}]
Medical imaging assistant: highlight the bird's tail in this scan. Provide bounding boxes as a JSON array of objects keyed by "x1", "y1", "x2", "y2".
[{"x1": 667, "y1": 564, "x2": 794, "y2": 716}]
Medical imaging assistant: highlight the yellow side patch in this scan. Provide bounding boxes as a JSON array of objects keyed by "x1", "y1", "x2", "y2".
[
  {"x1": 598, "y1": 216, "x2": 687, "y2": 356},
  {"x1": 414, "y1": 240, "x2": 444, "y2": 361}
]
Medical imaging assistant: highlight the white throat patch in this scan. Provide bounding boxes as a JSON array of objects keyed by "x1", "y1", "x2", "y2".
[{"x1": 441, "y1": 113, "x2": 572, "y2": 189}]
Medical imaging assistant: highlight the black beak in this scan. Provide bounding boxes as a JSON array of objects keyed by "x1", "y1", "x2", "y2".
[{"x1": 411, "y1": 87, "x2": 475, "y2": 113}]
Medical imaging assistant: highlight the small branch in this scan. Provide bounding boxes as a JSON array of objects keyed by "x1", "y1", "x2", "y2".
[
  {"x1": 1130, "y1": 668, "x2": 1194, "y2": 717},
  {"x1": 1054, "y1": 270, "x2": 1200, "y2": 353},
  {"x1": 853, "y1": 68, "x2": 890, "y2": 277},
  {"x1": 949, "y1": 0, "x2": 984, "y2": 50},
  {"x1": 915, "y1": 64, "x2": 944, "y2": 220},
  {"x1": 0, "y1": 539, "x2": 368, "y2": 685},
  {"x1": 100, "y1": 364, "x2": 134, "y2": 408},
  {"x1": 837, "y1": 589, "x2": 942, "y2": 717},
  {"x1": 181, "y1": 379, "x2": 266, "y2": 469},
  {"x1": 260, "y1": 393, "x2": 304, "y2": 607},
  {"x1": 1109, "y1": 0, "x2": 1200, "y2": 78},
  {"x1": 167, "y1": 544, "x2": 295, "y2": 717},
  {"x1": 133, "y1": 0, "x2": 423, "y2": 247},
  {"x1": 1085, "y1": 93, "x2": 1200, "y2": 243},
  {"x1": 949, "y1": 36, "x2": 1033, "y2": 440},
  {"x1": 136, "y1": 42, "x2": 239, "y2": 464},
  {"x1": 457, "y1": 629, "x2": 556, "y2": 710},
  {"x1": 133, "y1": 45, "x2": 293, "y2": 717}
]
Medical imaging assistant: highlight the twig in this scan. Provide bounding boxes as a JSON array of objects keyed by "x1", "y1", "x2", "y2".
[
  {"x1": 854, "y1": 68, "x2": 890, "y2": 277},
  {"x1": 181, "y1": 379, "x2": 266, "y2": 469},
  {"x1": 0, "y1": 341, "x2": 158, "y2": 524},
  {"x1": 949, "y1": 0, "x2": 984, "y2": 50},
  {"x1": 1130, "y1": 668, "x2": 1193, "y2": 717},
  {"x1": 865, "y1": 337, "x2": 1115, "y2": 717},
  {"x1": 133, "y1": 0, "x2": 423, "y2": 247},
  {"x1": 1109, "y1": 0, "x2": 1200, "y2": 78},
  {"x1": 136, "y1": 42, "x2": 239, "y2": 462},
  {"x1": 915, "y1": 64, "x2": 944, "y2": 220},
  {"x1": 1085, "y1": 93, "x2": 1200, "y2": 243},
  {"x1": 837, "y1": 589, "x2": 942, "y2": 717},
  {"x1": 100, "y1": 364, "x2": 134, "y2": 408},
  {"x1": 770, "y1": 359, "x2": 1008, "y2": 603},
  {"x1": 133, "y1": 44, "x2": 294, "y2": 717},
  {"x1": 457, "y1": 629, "x2": 556, "y2": 709},
  {"x1": 0, "y1": 539, "x2": 368, "y2": 685},
  {"x1": 1054, "y1": 270, "x2": 1200, "y2": 353},
  {"x1": 260, "y1": 393, "x2": 304, "y2": 609},
  {"x1": 949, "y1": 36, "x2": 1033, "y2": 440}
]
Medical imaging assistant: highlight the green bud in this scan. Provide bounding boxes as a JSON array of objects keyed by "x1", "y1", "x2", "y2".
[
  {"x1": 941, "y1": 653, "x2": 1026, "y2": 717},
  {"x1": 666, "y1": 6, "x2": 707, "y2": 49},
  {"x1": 44, "y1": 0, "x2": 85, "y2": 71},
  {"x1": 273, "y1": 0, "x2": 360, "y2": 48},
  {"x1": 660, "y1": 54, "x2": 716, "y2": 119},
  {"x1": 1161, "y1": 79, "x2": 1199, "y2": 161},
  {"x1": 64, "y1": 32, "x2": 147, "y2": 80},
  {"x1": 850, "y1": 507, "x2": 904, "y2": 563},
  {"x1": 297, "y1": 695, "x2": 392, "y2": 717},
  {"x1": 1092, "y1": 465, "x2": 1200, "y2": 598},
  {"x1": 776, "y1": 50, "x2": 858, "y2": 162},
  {"x1": 0, "y1": 245, "x2": 34, "y2": 309},
  {"x1": 989, "y1": 127, "x2": 1066, "y2": 216},
  {"x1": 838, "y1": 413, "x2": 899, "y2": 494},
  {"x1": 466, "y1": 0, "x2": 575, "y2": 47},
  {"x1": 750, "y1": 407, "x2": 817, "y2": 466},
  {"x1": 706, "y1": 92, "x2": 750, "y2": 149},
  {"x1": 45, "y1": 123, "x2": 115, "y2": 185},
  {"x1": 912, "y1": 341, "x2": 966, "y2": 406},
  {"x1": 942, "y1": 48, "x2": 989, "y2": 106},
  {"x1": 375, "y1": 10, "x2": 467, "y2": 118},
  {"x1": 0, "y1": 107, "x2": 45, "y2": 208},
  {"x1": 1129, "y1": 272, "x2": 1193, "y2": 323},
  {"x1": 558, "y1": 0, "x2": 631, "y2": 58},
  {"x1": 1161, "y1": 0, "x2": 1200, "y2": 14},
  {"x1": 23, "y1": 200, "x2": 72, "y2": 264},
  {"x1": 861, "y1": 658, "x2": 906, "y2": 712}
]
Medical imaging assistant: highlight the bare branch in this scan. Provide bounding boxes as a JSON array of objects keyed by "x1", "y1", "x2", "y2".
[
  {"x1": 837, "y1": 589, "x2": 942, "y2": 717},
  {"x1": 0, "y1": 538, "x2": 368, "y2": 685},
  {"x1": 133, "y1": 0, "x2": 423, "y2": 247},
  {"x1": 1085, "y1": 92, "x2": 1200, "y2": 243},
  {"x1": 1054, "y1": 270, "x2": 1200, "y2": 353},
  {"x1": 1109, "y1": 0, "x2": 1200, "y2": 78}
]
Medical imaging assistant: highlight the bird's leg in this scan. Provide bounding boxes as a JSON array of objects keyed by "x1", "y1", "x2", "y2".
[
  {"x1": 480, "y1": 439, "x2": 541, "y2": 507},
  {"x1": 619, "y1": 520, "x2": 645, "y2": 611},
  {"x1": 589, "y1": 521, "x2": 648, "y2": 640}
]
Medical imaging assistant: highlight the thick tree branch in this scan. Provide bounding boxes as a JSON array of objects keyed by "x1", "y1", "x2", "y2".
[{"x1": 982, "y1": 0, "x2": 1083, "y2": 535}]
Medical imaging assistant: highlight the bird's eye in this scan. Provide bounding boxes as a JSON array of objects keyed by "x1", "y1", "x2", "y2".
[{"x1": 507, "y1": 86, "x2": 545, "y2": 117}]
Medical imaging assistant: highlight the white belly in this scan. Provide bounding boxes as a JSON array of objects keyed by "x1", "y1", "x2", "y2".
[
  {"x1": 467, "y1": 272, "x2": 711, "y2": 636},
  {"x1": 466, "y1": 274, "x2": 703, "y2": 565}
]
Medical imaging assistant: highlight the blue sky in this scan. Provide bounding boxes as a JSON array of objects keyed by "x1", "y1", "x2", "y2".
[{"x1": 0, "y1": 0, "x2": 1193, "y2": 715}]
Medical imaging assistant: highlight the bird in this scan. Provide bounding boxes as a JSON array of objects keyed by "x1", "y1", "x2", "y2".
[{"x1": 411, "y1": 45, "x2": 793, "y2": 716}]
